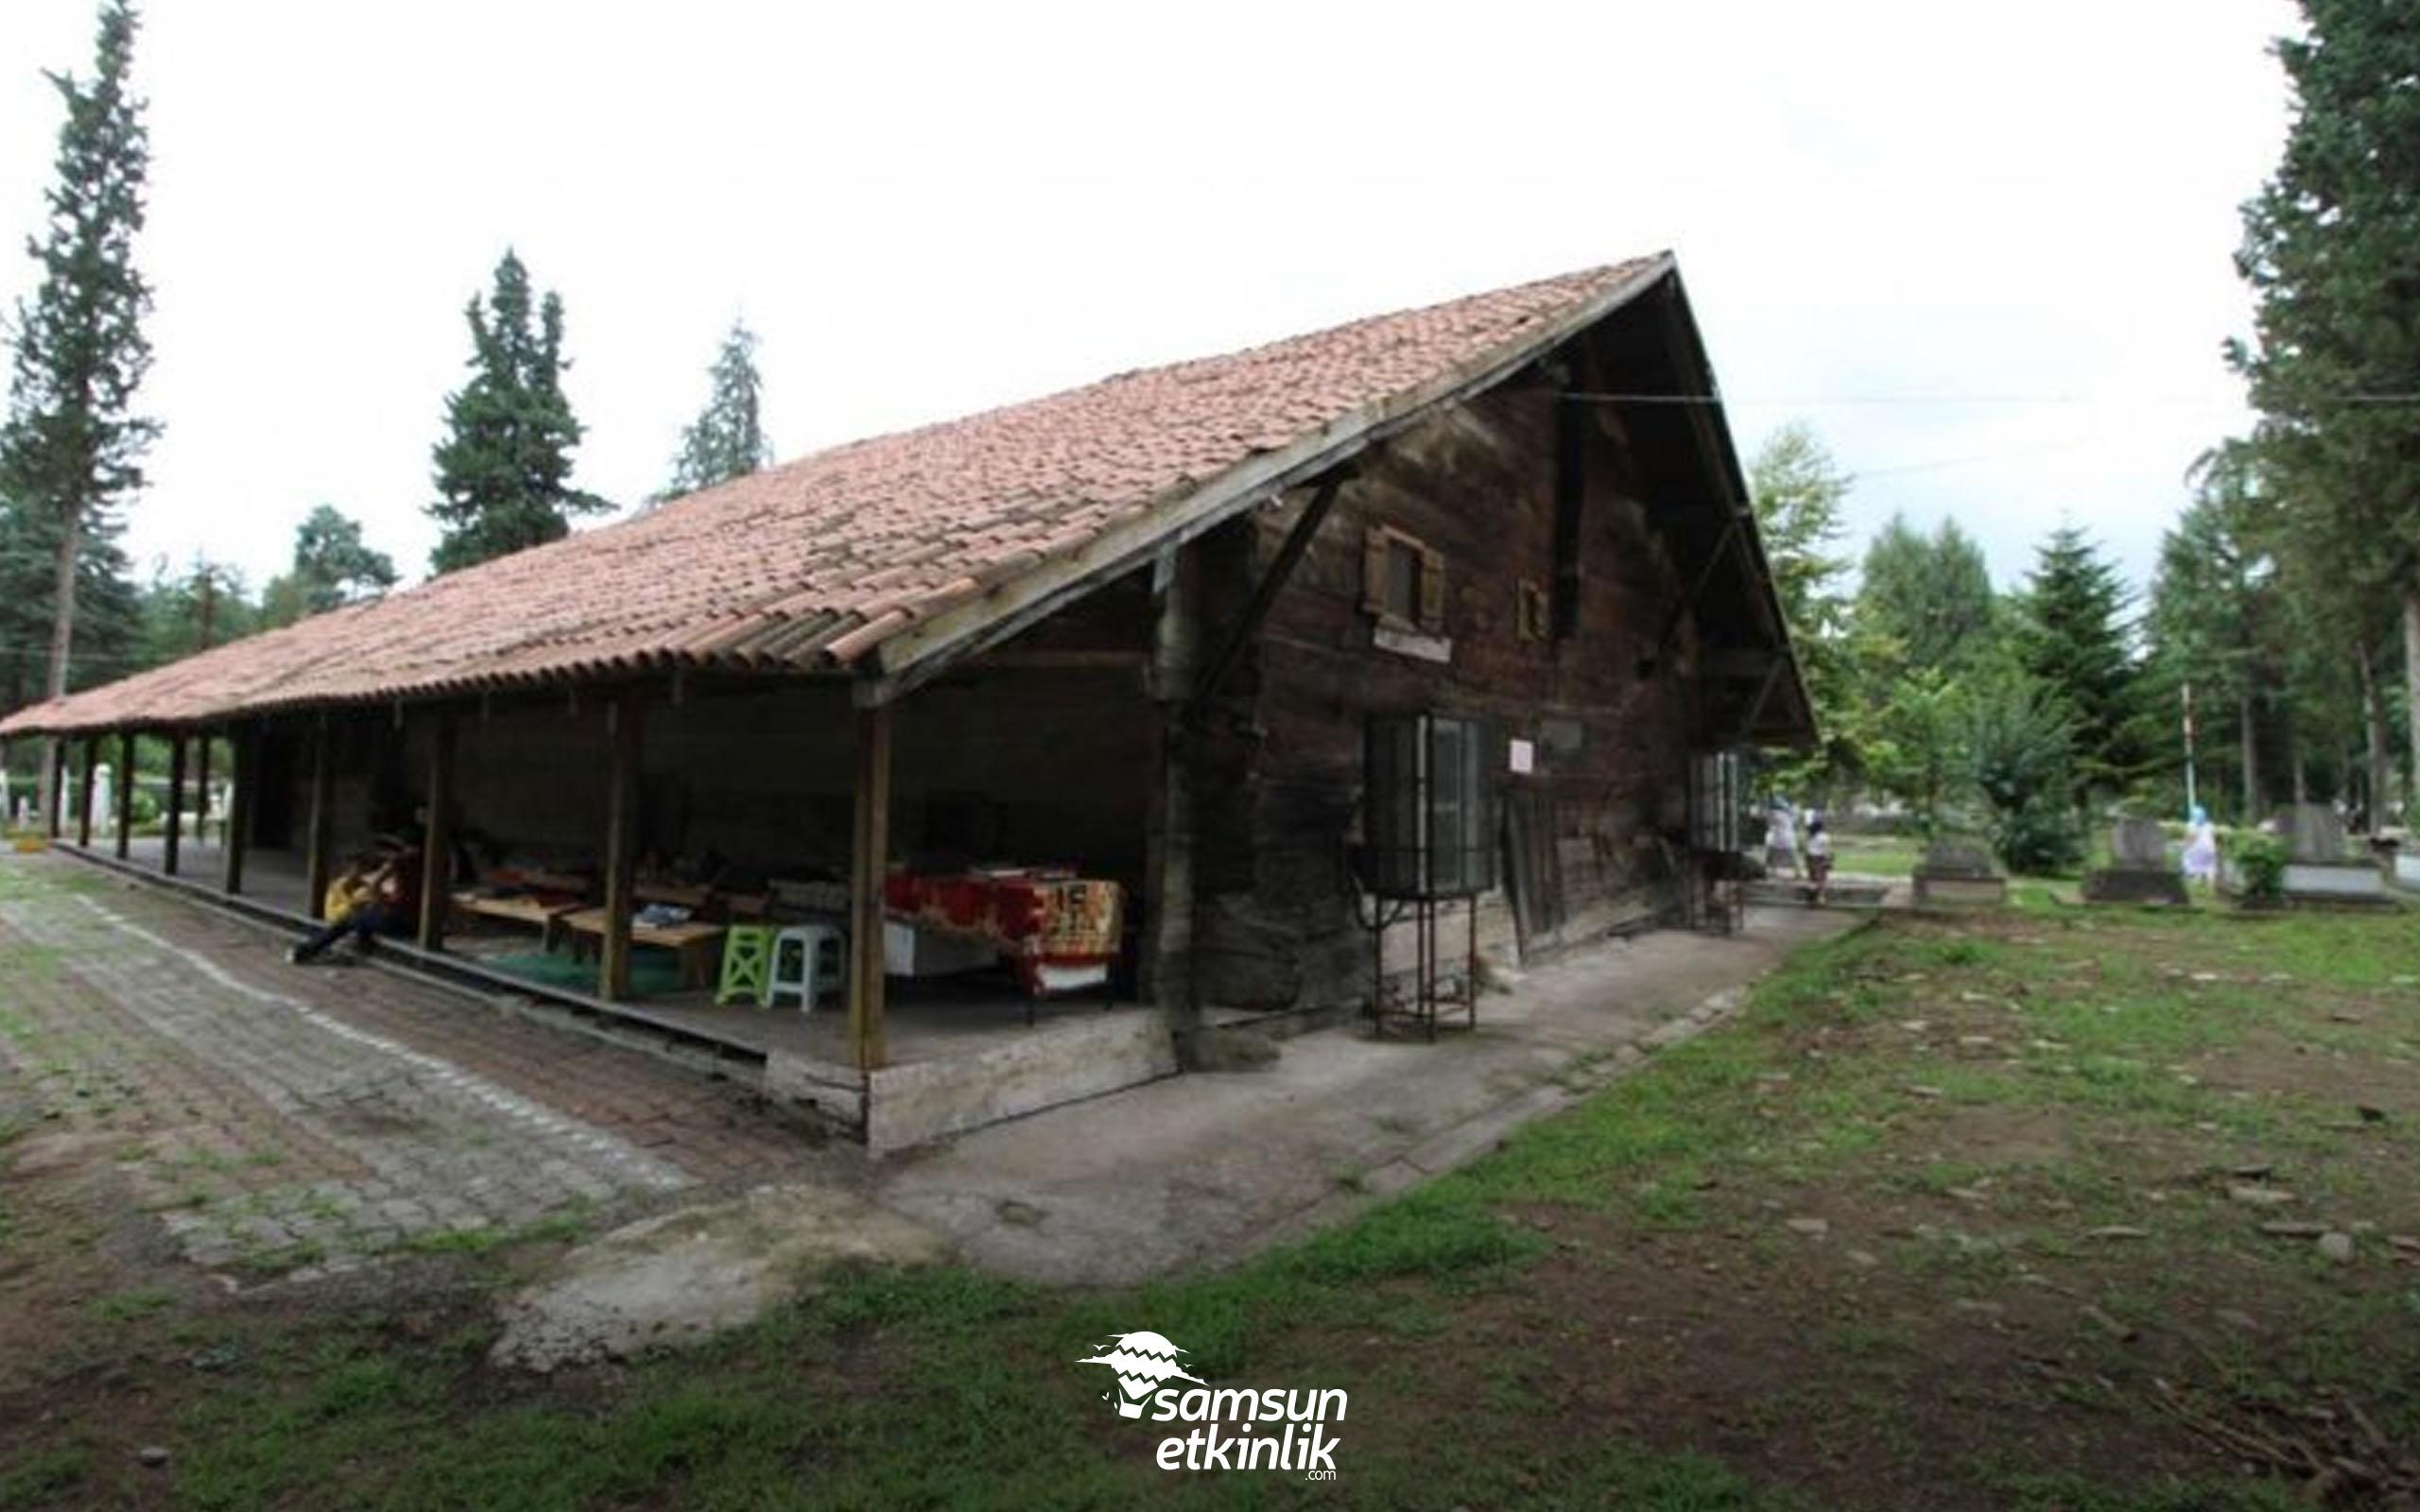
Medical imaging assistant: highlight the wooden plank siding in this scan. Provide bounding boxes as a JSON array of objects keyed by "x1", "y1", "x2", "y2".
[{"x1": 1188, "y1": 378, "x2": 1705, "y2": 1020}]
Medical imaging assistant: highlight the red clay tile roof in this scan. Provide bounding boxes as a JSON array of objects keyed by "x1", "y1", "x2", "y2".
[{"x1": 2, "y1": 256, "x2": 1668, "y2": 736}]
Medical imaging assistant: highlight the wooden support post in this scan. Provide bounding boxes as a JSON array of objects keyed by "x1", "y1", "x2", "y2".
[
  {"x1": 43, "y1": 741, "x2": 65, "y2": 838},
  {"x1": 163, "y1": 735, "x2": 186, "y2": 875},
  {"x1": 599, "y1": 693, "x2": 643, "y2": 1001},
  {"x1": 113, "y1": 730, "x2": 134, "y2": 860},
  {"x1": 220, "y1": 725, "x2": 251, "y2": 895},
  {"x1": 304, "y1": 716, "x2": 335, "y2": 921},
  {"x1": 847, "y1": 700, "x2": 892, "y2": 1072},
  {"x1": 76, "y1": 737, "x2": 97, "y2": 849},
  {"x1": 417, "y1": 713, "x2": 456, "y2": 951},
  {"x1": 1143, "y1": 543, "x2": 1201, "y2": 1021},
  {"x1": 195, "y1": 735, "x2": 213, "y2": 845}
]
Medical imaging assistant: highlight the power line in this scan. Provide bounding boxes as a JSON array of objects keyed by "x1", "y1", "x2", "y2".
[{"x1": 1560, "y1": 388, "x2": 2420, "y2": 407}]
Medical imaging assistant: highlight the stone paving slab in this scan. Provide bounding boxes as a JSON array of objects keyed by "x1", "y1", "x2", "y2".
[{"x1": 0, "y1": 856, "x2": 817, "y2": 1279}]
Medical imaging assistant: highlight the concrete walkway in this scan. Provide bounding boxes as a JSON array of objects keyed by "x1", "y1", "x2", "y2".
[
  {"x1": 873, "y1": 907, "x2": 1859, "y2": 1283},
  {"x1": 0, "y1": 855, "x2": 822, "y2": 1279}
]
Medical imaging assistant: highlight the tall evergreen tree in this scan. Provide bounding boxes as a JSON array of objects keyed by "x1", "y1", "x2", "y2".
[
  {"x1": 1854, "y1": 514, "x2": 1996, "y2": 679},
  {"x1": 426, "y1": 251, "x2": 602, "y2": 574},
  {"x1": 2015, "y1": 525, "x2": 2137, "y2": 810},
  {"x1": 138, "y1": 554, "x2": 253, "y2": 666},
  {"x1": 2231, "y1": 0, "x2": 2420, "y2": 802},
  {"x1": 0, "y1": 499, "x2": 139, "y2": 711},
  {"x1": 260, "y1": 504, "x2": 397, "y2": 626},
  {"x1": 2146, "y1": 448, "x2": 2275, "y2": 819},
  {"x1": 661, "y1": 319, "x2": 771, "y2": 500},
  {"x1": 0, "y1": 0, "x2": 155, "y2": 814}
]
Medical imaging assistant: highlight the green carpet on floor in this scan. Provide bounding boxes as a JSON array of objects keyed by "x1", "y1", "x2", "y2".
[{"x1": 485, "y1": 951, "x2": 686, "y2": 998}]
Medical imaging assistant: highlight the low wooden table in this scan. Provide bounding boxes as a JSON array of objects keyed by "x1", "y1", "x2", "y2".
[
  {"x1": 452, "y1": 891, "x2": 585, "y2": 951},
  {"x1": 560, "y1": 907, "x2": 727, "y2": 989}
]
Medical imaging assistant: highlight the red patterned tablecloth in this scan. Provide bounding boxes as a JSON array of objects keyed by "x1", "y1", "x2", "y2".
[{"x1": 884, "y1": 868, "x2": 1123, "y2": 995}]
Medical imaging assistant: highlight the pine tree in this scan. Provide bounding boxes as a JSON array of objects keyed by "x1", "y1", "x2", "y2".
[
  {"x1": 661, "y1": 320, "x2": 771, "y2": 501},
  {"x1": 0, "y1": 0, "x2": 156, "y2": 814},
  {"x1": 259, "y1": 504, "x2": 396, "y2": 625},
  {"x1": 1854, "y1": 515, "x2": 1996, "y2": 679},
  {"x1": 2015, "y1": 525, "x2": 2137, "y2": 811},
  {"x1": 2146, "y1": 448, "x2": 2275, "y2": 819},
  {"x1": 138, "y1": 554, "x2": 253, "y2": 666},
  {"x1": 2231, "y1": 0, "x2": 2420, "y2": 807},
  {"x1": 426, "y1": 251, "x2": 603, "y2": 574}
]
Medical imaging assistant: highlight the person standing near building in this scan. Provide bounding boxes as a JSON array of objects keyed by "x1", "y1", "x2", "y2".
[
  {"x1": 1765, "y1": 799, "x2": 1801, "y2": 879},
  {"x1": 2181, "y1": 804, "x2": 2220, "y2": 886},
  {"x1": 1805, "y1": 814, "x2": 1834, "y2": 903}
]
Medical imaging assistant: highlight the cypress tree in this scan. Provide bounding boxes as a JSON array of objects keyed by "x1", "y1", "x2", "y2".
[
  {"x1": 0, "y1": 0, "x2": 156, "y2": 813},
  {"x1": 426, "y1": 251, "x2": 603, "y2": 574},
  {"x1": 661, "y1": 319, "x2": 771, "y2": 501},
  {"x1": 2232, "y1": 0, "x2": 2420, "y2": 804},
  {"x1": 2017, "y1": 525, "x2": 2137, "y2": 810}
]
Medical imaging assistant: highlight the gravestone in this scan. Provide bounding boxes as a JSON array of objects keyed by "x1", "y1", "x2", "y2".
[
  {"x1": 2084, "y1": 816, "x2": 2187, "y2": 905},
  {"x1": 1912, "y1": 838, "x2": 2008, "y2": 908},
  {"x1": 2276, "y1": 802, "x2": 2392, "y2": 907},
  {"x1": 2283, "y1": 803, "x2": 2346, "y2": 863}
]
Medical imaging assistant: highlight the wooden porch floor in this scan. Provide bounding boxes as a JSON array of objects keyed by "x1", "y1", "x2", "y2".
[{"x1": 61, "y1": 838, "x2": 1138, "y2": 1069}]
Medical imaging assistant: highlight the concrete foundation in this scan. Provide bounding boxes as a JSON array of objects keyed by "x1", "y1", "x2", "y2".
[
  {"x1": 1912, "y1": 872, "x2": 2008, "y2": 907},
  {"x1": 861, "y1": 1008, "x2": 1178, "y2": 1155},
  {"x1": 2282, "y1": 862, "x2": 2395, "y2": 907},
  {"x1": 2083, "y1": 868, "x2": 2188, "y2": 905}
]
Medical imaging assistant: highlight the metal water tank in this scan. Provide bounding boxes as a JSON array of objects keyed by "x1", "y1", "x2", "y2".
[{"x1": 1357, "y1": 713, "x2": 1496, "y2": 900}]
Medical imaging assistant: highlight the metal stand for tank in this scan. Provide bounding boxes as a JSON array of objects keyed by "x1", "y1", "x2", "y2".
[
  {"x1": 1364, "y1": 893, "x2": 1478, "y2": 1042},
  {"x1": 1685, "y1": 851, "x2": 1747, "y2": 936},
  {"x1": 1685, "y1": 749, "x2": 1750, "y2": 936}
]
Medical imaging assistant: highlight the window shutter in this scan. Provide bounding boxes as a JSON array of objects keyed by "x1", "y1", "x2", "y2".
[
  {"x1": 1361, "y1": 527, "x2": 1391, "y2": 616},
  {"x1": 1418, "y1": 545, "x2": 1446, "y2": 631}
]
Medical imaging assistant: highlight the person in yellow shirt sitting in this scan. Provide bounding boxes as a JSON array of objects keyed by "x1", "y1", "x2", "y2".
[{"x1": 288, "y1": 850, "x2": 402, "y2": 964}]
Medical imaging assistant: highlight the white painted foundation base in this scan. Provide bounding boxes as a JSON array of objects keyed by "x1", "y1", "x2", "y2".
[{"x1": 764, "y1": 1008, "x2": 1181, "y2": 1155}]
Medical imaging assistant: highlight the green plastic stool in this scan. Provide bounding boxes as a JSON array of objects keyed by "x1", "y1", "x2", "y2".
[{"x1": 716, "y1": 925, "x2": 777, "y2": 1006}]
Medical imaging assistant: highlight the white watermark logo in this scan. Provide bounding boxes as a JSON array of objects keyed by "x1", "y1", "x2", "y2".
[{"x1": 1077, "y1": 1331, "x2": 1346, "y2": 1479}]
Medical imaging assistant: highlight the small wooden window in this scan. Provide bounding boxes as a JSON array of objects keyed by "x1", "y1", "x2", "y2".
[
  {"x1": 1516, "y1": 580, "x2": 1550, "y2": 642},
  {"x1": 1362, "y1": 525, "x2": 1446, "y2": 634}
]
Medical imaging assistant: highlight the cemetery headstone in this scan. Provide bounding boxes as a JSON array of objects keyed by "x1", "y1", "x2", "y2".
[
  {"x1": 2275, "y1": 801, "x2": 2391, "y2": 906},
  {"x1": 2084, "y1": 816, "x2": 2186, "y2": 905},
  {"x1": 1913, "y1": 837, "x2": 2008, "y2": 907},
  {"x1": 2283, "y1": 803, "x2": 2346, "y2": 863}
]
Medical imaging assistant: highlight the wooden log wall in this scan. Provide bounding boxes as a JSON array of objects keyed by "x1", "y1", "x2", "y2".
[{"x1": 1188, "y1": 380, "x2": 1703, "y2": 1019}]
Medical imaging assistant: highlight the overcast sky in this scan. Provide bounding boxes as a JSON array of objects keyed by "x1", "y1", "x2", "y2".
[{"x1": 0, "y1": 1, "x2": 2297, "y2": 612}]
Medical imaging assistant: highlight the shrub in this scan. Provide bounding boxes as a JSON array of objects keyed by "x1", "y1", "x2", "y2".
[
  {"x1": 2231, "y1": 831, "x2": 2287, "y2": 904},
  {"x1": 1966, "y1": 673, "x2": 2083, "y2": 874}
]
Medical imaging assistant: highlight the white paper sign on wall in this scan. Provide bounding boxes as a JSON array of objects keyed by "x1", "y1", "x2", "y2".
[{"x1": 1508, "y1": 738, "x2": 1535, "y2": 775}]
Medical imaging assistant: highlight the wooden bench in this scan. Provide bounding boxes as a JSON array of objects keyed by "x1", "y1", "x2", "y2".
[
  {"x1": 559, "y1": 906, "x2": 727, "y2": 989},
  {"x1": 450, "y1": 890, "x2": 586, "y2": 951}
]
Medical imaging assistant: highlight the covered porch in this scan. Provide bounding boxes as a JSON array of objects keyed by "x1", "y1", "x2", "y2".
[{"x1": 32, "y1": 610, "x2": 1184, "y2": 1148}]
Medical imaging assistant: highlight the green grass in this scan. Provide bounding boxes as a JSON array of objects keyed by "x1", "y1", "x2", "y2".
[
  {"x1": 0, "y1": 1445, "x2": 89, "y2": 1512},
  {"x1": 87, "y1": 1286, "x2": 176, "y2": 1322}
]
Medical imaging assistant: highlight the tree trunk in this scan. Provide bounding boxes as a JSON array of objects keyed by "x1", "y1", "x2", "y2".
[
  {"x1": 2238, "y1": 691, "x2": 2260, "y2": 823},
  {"x1": 35, "y1": 510, "x2": 80, "y2": 827},
  {"x1": 2404, "y1": 590, "x2": 2420, "y2": 827},
  {"x1": 2290, "y1": 742, "x2": 2308, "y2": 807},
  {"x1": 2359, "y1": 643, "x2": 2389, "y2": 834}
]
